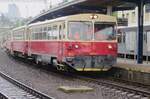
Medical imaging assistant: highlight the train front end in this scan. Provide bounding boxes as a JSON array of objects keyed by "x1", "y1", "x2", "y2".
[{"x1": 63, "y1": 14, "x2": 117, "y2": 71}]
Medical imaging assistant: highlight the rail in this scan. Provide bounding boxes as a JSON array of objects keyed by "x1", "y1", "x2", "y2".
[
  {"x1": 0, "y1": 71, "x2": 54, "y2": 99},
  {"x1": 74, "y1": 74, "x2": 150, "y2": 98},
  {"x1": 0, "y1": 93, "x2": 8, "y2": 99},
  {"x1": 5, "y1": 54, "x2": 150, "y2": 98}
]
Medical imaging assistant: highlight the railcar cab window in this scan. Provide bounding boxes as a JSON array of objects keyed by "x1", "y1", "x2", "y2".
[
  {"x1": 68, "y1": 21, "x2": 93, "y2": 40},
  {"x1": 94, "y1": 23, "x2": 116, "y2": 41}
]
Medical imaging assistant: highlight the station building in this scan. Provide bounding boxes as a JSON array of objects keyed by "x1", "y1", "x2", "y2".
[
  {"x1": 116, "y1": 4, "x2": 150, "y2": 62},
  {"x1": 117, "y1": 4, "x2": 150, "y2": 26}
]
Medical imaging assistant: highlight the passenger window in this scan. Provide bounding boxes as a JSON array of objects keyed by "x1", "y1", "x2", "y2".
[
  {"x1": 43, "y1": 27, "x2": 47, "y2": 40},
  {"x1": 39, "y1": 27, "x2": 43, "y2": 40},
  {"x1": 147, "y1": 31, "x2": 150, "y2": 51},
  {"x1": 31, "y1": 28, "x2": 34, "y2": 40},
  {"x1": 26, "y1": 29, "x2": 30, "y2": 40},
  {"x1": 60, "y1": 23, "x2": 66, "y2": 39},
  {"x1": 13, "y1": 29, "x2": 24, "y2": 40},
  {"x1": 117, "y1": 29, "x2": 122, "y2": 43},
  {"x1": 122, "y1": 33, "x2": 125, "y2": 43},
  {"x1": 52, "y1": 26, "x2": 58, "y2": 40},
  {"x1": 47, "y1": 26, "x2": 52, "y2": 40},
  {"x1": 144, "y1": 32, "x2": 147, "y2": 43},
  {"x1": 35, "y1": 28, "x2": 39, "y2": 40},
  {"x1": 59, "y1": 25, "x2": 62, "y2": 40},
  {"x1": 117, "y1": 29, "x2": 125, "y2": 43}
]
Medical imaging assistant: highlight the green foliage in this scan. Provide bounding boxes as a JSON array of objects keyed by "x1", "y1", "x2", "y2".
[
  {"x1": 112, "y1": 12, "x2": 117, "y2": 17},
  {"x1": 0, "y1": 13, "x2": 28, "y2": 28}
]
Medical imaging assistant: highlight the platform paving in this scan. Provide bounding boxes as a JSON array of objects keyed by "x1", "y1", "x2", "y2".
[
  {"x1": 58, "y1": 86, "x2": 94, "y2": 93},
  {"x1": 114, "y1": 58, "x2": 150, "y2": 73}
]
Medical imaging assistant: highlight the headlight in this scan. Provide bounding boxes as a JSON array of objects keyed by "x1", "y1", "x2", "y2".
[
  {"x1": 108, "y1": 45, "x2": 112, "y2": 49},
  {"x1": 90, "y1": 14, "x2": 98, "y2": 19},
  {"x1": 74, "y1": 45, "x2": 79, "y2": 49}
]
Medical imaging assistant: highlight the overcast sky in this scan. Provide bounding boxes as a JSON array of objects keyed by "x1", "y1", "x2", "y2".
[{"x1": 0, "y1": 0, "x2": 62, "y2": 18}]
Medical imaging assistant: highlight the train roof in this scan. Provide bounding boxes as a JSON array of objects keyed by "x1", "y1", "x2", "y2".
[
  {"x1": 28, "y1": 16, "x2": 67, "y2": 27},
  {"x1": 12, "y1": 25, "x2": 26, "y2": 31},
  {"x1": 67, "y1": 13, "x2": 116, "y2": 22},
  {"x1": 28, "y1": 13, "x2": 117, "y2": 27},
  {"x1": 12, "y1": 14, "x2": 117, "y2": 30}
]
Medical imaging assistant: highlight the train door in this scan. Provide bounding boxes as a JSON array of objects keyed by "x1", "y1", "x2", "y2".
[
  {"x1": 27, "y1": 28, "x2": 31, "y2": 56},
  {"x1": 24, "y1": 27, "x2": 28, "y2": 55},
  {"x1": 58, "y1": 23, "x2": 65, "y2": 61}
]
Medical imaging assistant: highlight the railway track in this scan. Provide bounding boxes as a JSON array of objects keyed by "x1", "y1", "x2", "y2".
[
  {"x1": 0, "y1": 71, "x2": 54, "y2": 99},
  {"x1": 0, "y1": 93, "x2": 8, "y2": 99},
  {"x1": 73, "y1": 74, "x2": 150, "y2": 99},
  {"x1": 7, "y1": 55, "x2": 150, "y2": 99}
]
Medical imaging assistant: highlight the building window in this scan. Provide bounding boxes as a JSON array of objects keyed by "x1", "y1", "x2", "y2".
[
  {"x1": 145, "y1": 12, "x2": 150, "y2": 22},
  {"x1": 145, "y1": 3, "x2": 150, "y2": 13},
  {"x1": 126, "y1": 13, "x2": 129, "y2": 19},
  {"x1": 145, "y1": 4, "x2": 150, "y2": 23},
  {"x1": 131, "y1": 12, "x2": 135, "y2": 23}
]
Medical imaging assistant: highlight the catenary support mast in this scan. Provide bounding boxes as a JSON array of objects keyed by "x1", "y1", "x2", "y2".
[{"x1": 137, "y1": 0, "x2": 144, "y2": 64}]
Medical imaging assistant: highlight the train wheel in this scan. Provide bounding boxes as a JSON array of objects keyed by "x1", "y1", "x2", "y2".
[
  {"x1": 13, "y1": 52, "x2": 18, "y2": 57},
  {"x1": 35, "y1": 56, "x2": 42, "y2": 65},
  {"x1": 52, "y1": 59, "x2": 58, "y2": 66},
  {"x1": 52, "y1": 59, "x2": 59, "y2": 69}
]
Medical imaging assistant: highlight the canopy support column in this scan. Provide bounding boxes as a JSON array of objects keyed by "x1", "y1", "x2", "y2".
[
  {"x1": 107, "y1": 6, "x2": 112, "y2": 15},
  {"x1": 137, "y1": 0, "x2": 144, "y2": 64}
]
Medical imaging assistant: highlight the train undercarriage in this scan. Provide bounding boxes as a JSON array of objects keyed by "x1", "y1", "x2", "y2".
[{"x1": 6, "y1": 49, "x2": 115, "y2": 72}]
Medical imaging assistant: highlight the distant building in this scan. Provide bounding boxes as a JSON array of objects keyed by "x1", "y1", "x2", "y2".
[
  {"x1": 7, "y1": 3, "x2": 20, "y2": 19},
  {"x1": 117, "y1": 4, "x2": 150, "y2": 27}
]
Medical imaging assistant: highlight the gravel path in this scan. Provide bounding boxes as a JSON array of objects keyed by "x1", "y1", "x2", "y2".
[{"x1": 0, "y1": 49, "x2": 104, "y2": 99}]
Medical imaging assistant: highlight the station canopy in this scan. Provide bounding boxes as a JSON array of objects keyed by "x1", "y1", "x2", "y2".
[{"x1": 29, "y1": 0, "x2": 150, "y2": 24}]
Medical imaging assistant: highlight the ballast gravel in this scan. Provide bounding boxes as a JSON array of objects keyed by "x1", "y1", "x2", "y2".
[{"x1": 0, "y1": 49, "x2": 124, "y2": 99}]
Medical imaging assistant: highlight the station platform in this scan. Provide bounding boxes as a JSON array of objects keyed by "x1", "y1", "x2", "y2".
[{"x1": 114, "y1": 58, "x2": 150, "y2": 73}]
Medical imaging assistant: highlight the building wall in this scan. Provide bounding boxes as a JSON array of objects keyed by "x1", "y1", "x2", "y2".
[{"x1": 117, "y1": 4, "x2": 150, "y2": 27}]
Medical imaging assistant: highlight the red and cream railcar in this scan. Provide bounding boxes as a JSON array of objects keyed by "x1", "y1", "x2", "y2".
[
  {"x1": 7, "y1": 13, "x2": 117, "y2": 71},
  {"x1": 3, "y1": 31, "x2": 12, "y2": 51},
  {"x1": 11, "y1": 26, "x2": 28, "y2": 56}
]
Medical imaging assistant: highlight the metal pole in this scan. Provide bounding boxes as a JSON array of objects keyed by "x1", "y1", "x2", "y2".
[
  {"x1": 107, "y1": 6, "x2": 112, "y2": 15},
  {"x1": 137, "y1": 0, "x2": 144, "y2": 64}
]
